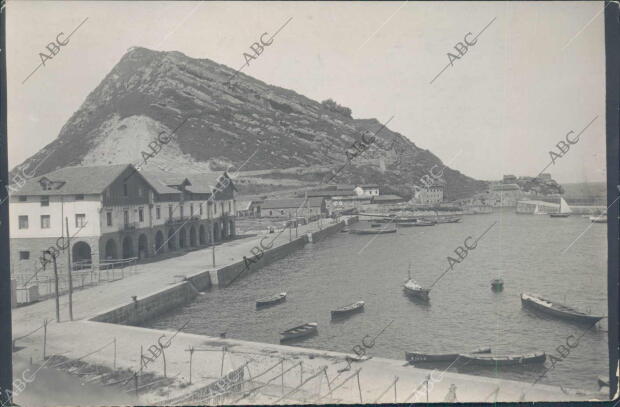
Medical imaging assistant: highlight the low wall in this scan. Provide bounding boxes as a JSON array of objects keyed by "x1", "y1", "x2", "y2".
[
  {"x1": 307, "y1": 220, "x2": 346, "y2": 243},
  {"x1": 91, "y1": 282, "x2": 197, "y2": 325},
  {"x1": 216, "y1": 236, "x2": 307, "y2": 287}
]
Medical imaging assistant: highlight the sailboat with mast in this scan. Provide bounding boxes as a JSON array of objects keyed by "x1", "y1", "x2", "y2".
[
  {"x1": 403, "y1": 262, "x2": 430, "y2": 301},
  {"x1": 550, "y1": 197, "x2": 572, "y2": 218}
]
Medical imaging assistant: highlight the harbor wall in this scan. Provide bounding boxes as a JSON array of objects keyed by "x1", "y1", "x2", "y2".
[
  {"x1": 307, "y1": 219, "x2": 347, "y2": 242},
  {"x1": 91, "y1": 282, "x2": 197, "y2": 325}
]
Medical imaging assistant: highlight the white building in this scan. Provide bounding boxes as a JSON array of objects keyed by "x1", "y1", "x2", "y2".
[
  {"x1": 414, "y1": 185, "x2": 444, "y2": 205},
  {"x1": 354, "y1": 184, "x2": 380, "y2": 197}
]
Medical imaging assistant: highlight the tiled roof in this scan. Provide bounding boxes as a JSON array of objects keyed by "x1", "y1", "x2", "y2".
[
  {"x1": 261, "y1": 197, "x2": 324, "y2": 210},
  {"x1": 14, "y1": 164, "x2": 133, "y2": 196}
]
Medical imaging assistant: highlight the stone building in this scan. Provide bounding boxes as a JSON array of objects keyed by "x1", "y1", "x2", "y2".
[{"x1": 9, "y1": 164, "x2": 236, "y2": 276}]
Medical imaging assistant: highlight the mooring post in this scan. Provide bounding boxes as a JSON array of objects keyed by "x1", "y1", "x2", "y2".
[{"x1": 42, "y1": 319, "x2": 48, "y2": 360}]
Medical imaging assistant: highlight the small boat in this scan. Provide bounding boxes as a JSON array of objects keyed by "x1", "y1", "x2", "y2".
[
  {"x1": 370, "y1": 223, "x2": 383, "y2": 228},
  {"x1": 331, "y1": 301, "x2": 365, "y2": 319},
  {"x1": 520, "y1": 293, "x2": 605, "y2": 325},
  {"x1": 395, "y1": 221, "x2": 419, "y2": 227},
  {"x1": 405, "y1": 347, "x2": 490, "y2": 364},
  {"x1": 280, "y1": 322, "x2": 318, "y2": 342},
  {"x1": 590, "y1": 214, "x2": 607, "y2": 223},
  {"x1": 436, "y1": 216, "x2": 462, "y2": 224},
  {"x1": 256, "y1": 292, "x2": 287, "y2": 308},
  {"x1": 410, "y1": 219, "x2": 436, "y2": 226},
  {"x1": 403, "y1": 262, "x2": 430, "y2": 300},
  {"x1": 460, "y1": 352, "x2": 546, "y2": 366},
  {"x1": 550, "y1": 198, "x2": 572, "y2": 218},
  {"x1": 350, "y1": 228, "x2": 397, "y2": 235},
  {"x1": 491, "y1": 279, "x2": 504, "y2": 291}
]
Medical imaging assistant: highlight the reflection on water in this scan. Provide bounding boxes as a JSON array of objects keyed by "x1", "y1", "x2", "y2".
[{"x1": 146, "y1": 210, "x2": 608, "y2": 391}]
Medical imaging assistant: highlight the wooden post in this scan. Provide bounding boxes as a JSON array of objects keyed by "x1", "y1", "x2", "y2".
[
  {"x1": 356, "y1": 371, "x2": 363, "y2": 403},
  {"x1": 394, "y1": 377, "x2": 398, "y2": 402},
  {"x1": 113, "y1": 338, "x2": 117, "y2": 369},
  {"x1": 426, "y1": 377, "x2": 429, "y2": 402},
  {"x1": 65, "y1": 217, "x2": 74, "y2": 321},
  {"x1": 220, "y1": 346, "x2": 226, "y2": 376},
  {"x1": 188, "y1": 346, "x2": 194, "y2": 384},
  {"x1": 50, "y1": 253, "x2": 60, "y2": 322},
  {"x1": 300, "y1": 361, "x2": 303, "y2": 385},
  {"x1": 134, "y1": 372, "x2": 138, "y2": 397},
  {"x1": 140, "y1": 346, "x2": 143, "y2": 374},
  {"x1": 211, "y1": 221, "x2": 216, "y2": 267},
  {"x1": 323, "y1": 369, "x2": 332, "y2": 392},
  {"x1": 161, "y1": 345, "x2": 167, "y2": 378},
  {"x1": 281, "y1": 359, "x2": 284, "y2": 395},
  {"x1": 42, "y1": 319, "x2": 47, "y2": 360},
  {"x1": 289, "y1": 213, "x2": 292, "y2": 242}
]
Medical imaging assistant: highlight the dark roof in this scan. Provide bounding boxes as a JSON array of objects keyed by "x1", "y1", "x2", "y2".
[
  {"x1": 306, "y1": 190, "x2": 356, "y2": 198},
  {"x1": 357, "y1": 184, "x2": 379, "y2": 189},
  {"x1": 14, "y1": 164, "x2": 133, "y2": 196},
  {"x1": 262, "y1": 197, "x2": 324, "y2": 210},
  {"x1": 372, "y1": 194, "x2": 405, "y2": 202},
  {"x1": 141, "y1": 171, "x2": 236, "y2": 195}
]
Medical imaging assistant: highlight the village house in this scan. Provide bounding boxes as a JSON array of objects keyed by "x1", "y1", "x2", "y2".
[
  {"x1": 260, "y1": 197, "x2": 326, "y2": 218},
  {"x1": 354, "y1": 184, "x2": 380, "y2": 197},
  {"x1": 9, "y1": 164, "x2": 237, "y2": 276},
  {"x1": 414, "y1": 185, "x2": 444, "y2": 205}
]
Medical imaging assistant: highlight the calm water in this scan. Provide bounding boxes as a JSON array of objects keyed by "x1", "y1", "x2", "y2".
[{"x1": 146, "y1": 210, "x2": 609, "y2": 391}]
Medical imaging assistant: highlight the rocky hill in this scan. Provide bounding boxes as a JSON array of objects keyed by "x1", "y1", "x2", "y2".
[{"x1": 11, "y1": 47, "x2": 487, "y2": 200}]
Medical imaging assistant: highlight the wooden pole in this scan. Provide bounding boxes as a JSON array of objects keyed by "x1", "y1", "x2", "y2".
[
  {"x1": 51, "y1": 253, "x2": 60, "y2": 322},
  {"x1": 356, "y1": 371, "x2": 363, "y2": 403},
  {"x1": 323, "y1": 369, "x2": 332, "y2": 392},
  {"x1": 300, "y1": 361, "x2": 303, "y2": 385},
  {"x1": 394, "y1": 377, "x2": 398, "y2": 402},
  {"x1": 188, "y1": 346, "x2": 194, "y2": 384},
  {"x1": 65, "y1": 217, "x2": 73, "y2": 320},
  {"x1": 220, "y1": 346, "x2": 226, "y2": 376},
  {"x1": 281, "y1": 359, "x2": 284, "y2": 395},
  {"x1": 211, "y1": 220, "x2": 216, "y2": 267},
  {"x1": 42, "y1": 319, "x2": 47, "y2": 360},
  {"x1": 161, "y1": 346, "x2": 166, "y2": 378},
  {"x1": 134, "y1": 372, "x2": 138, "y2": 397},
  {"x1": 140, "y1": 346, "x2": 143, "y2": 374},
  {"x1": 113, "y1": 338, "x2": 117, "y2": 369}
]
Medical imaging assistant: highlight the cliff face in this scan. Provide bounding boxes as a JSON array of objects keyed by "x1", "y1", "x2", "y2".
[{"x1": 11, "y1": 47, "x2": 486, "y2": 200}]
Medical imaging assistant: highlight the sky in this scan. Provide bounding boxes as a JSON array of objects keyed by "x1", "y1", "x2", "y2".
[{"x1": 6, "y1": 1, "x2": 607, "y2": 183}]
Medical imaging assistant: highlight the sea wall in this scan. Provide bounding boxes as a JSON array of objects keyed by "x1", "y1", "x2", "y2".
[{"x1": 91, "y1": 282, "x2": 197, "y2": 325}]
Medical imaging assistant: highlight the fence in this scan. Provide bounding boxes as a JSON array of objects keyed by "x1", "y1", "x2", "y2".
[{"x1": 13, "y1": 258, "x2": 139, "y2": 305}]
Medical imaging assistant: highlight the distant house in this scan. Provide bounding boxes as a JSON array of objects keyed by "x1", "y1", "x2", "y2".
[
  {"x1": 261, "y1": 197, "x2": 326, "y2": 218},
  {"x1": 372, "y1": 194, "x2": 405, "y2": 204},
  {"x1": 354, "y1": 184, "x2": 380, "y2": 197},
  {"x1": 537, "y1": 173, "x2": 552, "y2": 181},
  {"x1": 236, "y1": 200, "x2": 263, "y2": 217},
  {"x1": 489, "y1": 183, "x2": 522, "y2": 207},
  {"x1": 331, "y1": 195, "x2": 373, "y2": 211},
  {"x1": 414, "y1": 185, "x2": 444, "y2": 205},
  {"x1": 502, "y1": 174, "x2": 517, "y2": 184}
]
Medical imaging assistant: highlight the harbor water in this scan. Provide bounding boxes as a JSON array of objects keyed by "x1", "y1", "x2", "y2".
[{"x1": 145, "y1": 209, "x2": 608, "y2": 391}]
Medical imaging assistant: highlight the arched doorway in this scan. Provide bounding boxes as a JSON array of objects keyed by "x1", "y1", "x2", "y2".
[
  {"x1": 72, "y1": 241, "x2": 92, "y2": 270},
  {"x1": 155, "y1": 230, "x2": 165, "y2": 254},
  {"x1": 199, "y1": 225, "x2": 206, "y2": 245},
  {"x1": 104, "y1": 239, "x2": 117, "y2": 260},
  {"x1": 167, "y1": 229, "x2": 176, "y2": 251},
  {"x1": 189, "y1": 226, "x2": 197, "y2": 247},
  {"x1": 179, "y1": 227, "x2": 186, "y2": 248},
  {"x1": 138, "y1": 234, "x2": 148, "y2": 259},
  {"x1": 122, "y1": 236, "x2": 134, "y2": 259},
  {"x1": 213, "y1": 222, "x2": 220, "y2": 242}
]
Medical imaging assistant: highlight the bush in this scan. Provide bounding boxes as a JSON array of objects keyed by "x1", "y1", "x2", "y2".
[{"x1": 321, "y1": 99, "x2": 352, "y2": 119}]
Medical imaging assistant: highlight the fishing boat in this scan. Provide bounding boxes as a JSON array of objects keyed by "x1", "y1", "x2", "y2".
[
  {"x1": 331, "y1": 301, "x2": 365, "y2": 319},
  {"x1": 550, "y1": 198, "x2": 572, "y2": 218},
  {"x1": 590, "y1": 214, "x2": 607, "y2": 223},
  {"x1": 520, "y1": 293, "x2": 605, "y2": 325},
  {"x1": 256, "y1": 292, "x2": 287, "y2": 308},
  {"x1": 403, "y1": 263, "x2": 430, "y2": 301},
  {"x1": 436, "y1": 216, "x2": 462, "y2": 224},
  {"x1": 395, "y1": 221, "x2": 419, "y2": 227},
  {"x1": 411, "y1": 219, "x2": 436, "y2": 226},
  {"x1": 460, "y1": 352, "x2": 546, "y2": 366},
  {"x1": 280, "y1": 322, "x2": 318, "y2": 342},
  {"x1": 350, "y1": 227, "x2": 397, "y2": 235},
  {"x1": 491, "y1": 279, "x2": 504, "y2": 291},
  {"x1": 405, "y1": 347, "x2": 490, "y2": 364}
]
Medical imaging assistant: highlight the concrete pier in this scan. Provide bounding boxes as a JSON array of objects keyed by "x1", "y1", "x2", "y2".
[{"x1": 10, "y1": 216, "x2": 606, "y2": 404}]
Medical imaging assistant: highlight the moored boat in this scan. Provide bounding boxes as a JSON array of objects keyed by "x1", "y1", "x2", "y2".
[
  {"x1": 460, "y1": 352, "x2": 546, "y2": 366},
  {"x1": 412, "y1": 219, "x2": 436, "y2": 226},
  {"x1": 331, "y1": 301, "x2": 365, "y2": 319},
  {"x1": 550, "y1": 198, "x2": 572, "y2": 218},
  {"x1": 280, "y1": 322, "x2": 318, "y2": 342},
  {"x1": 350, "y1": 227, "x2": 397, "y2": 235},
  {"x1": 403, "y1": 262, "x2": 430, "y2": 301},
  {"x1": 491, "y1": 279, "x2": 504, "y2": 291},
  {"x1": 405, "y1": 347, "x2": 490, "y2": 364},
  {"x1": 590, "y1": 214, "x2": 607, "y2": 223},
  {"x1": 435, "y1": 216, "x2": 462, "y2": 224},
  {"x1": 256, "y1": 292, "x2": 287, "y2": 308},
  {"x1": 520, "y1": 293, "x2": 605, "y2": 325}
]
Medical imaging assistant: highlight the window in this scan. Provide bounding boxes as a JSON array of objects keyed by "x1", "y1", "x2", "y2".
[
  {"x1": 75, "y1": 194, "x2": 84, "y2": 201},
  {"x1": 228, "y1": 201, "x2": 232, "y2": 213},
  {"x1": 214, "y1": 203, "x2": 217, "y2": 214},
  {"x1": 19, "y1": 251, "x2": 30, "y2": 260},
  {"x1": 199, "y1": 204, "x2": 203, "y2": 216},
  {"x1": 75, "y1": 214, "x2": 86, "y2": 228},
  {"x1": 123, "y1": 210, "x2": 129, "y2": 225},
  {"x1": 168, "y1": 205, "x2": 173, "y2": 219},
  {"x1": 19, "y1": 196, "x2": 27, "y2": 202},
  {"x1": 220, "y1": 202, "x2": 224, "y2": 214},
  {"x1": 40, "y1": 196, "x2": 49, "y2": 206},
  {"x1": 280, "y1": 210, "x2": 284, "y2": 215},
  {"x1": 40, "y1": 215, "x2": 50, "y2": 229},
  {"x1": 123, "y1": 184, "x2": 128, "y2": 197},
  {"x1": 139, "y1": 208, "x2": 144, "y2": 222},
  {"x1": 18, "y1": 216, "x2": 28, "y2": 229},
  {"x1": 180, "y1": 205, "x2": 184, "y2": 218},
  {"x1": 190, "y1": 204, "x2": 194, "y2": 216},
  {"x1": 269, "y1": 210, "x2": 273, "y2": 216},
  {"x1": 156, "y1": 206, "x2": 161, "y2": 220},
  {"x1": 138, "y1": 187, "x2": 143, "y2": 197},
  {"x1": 106, "y1": 212, "x2": 112, "y2": 226}
]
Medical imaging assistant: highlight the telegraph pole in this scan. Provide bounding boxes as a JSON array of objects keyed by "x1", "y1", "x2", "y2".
[
  {"x1": 65, "y1": 217, "x2": 73, "y2": 320},
  {"x1": 50, "y1": 253, "x2": 60, "y2": 322}
]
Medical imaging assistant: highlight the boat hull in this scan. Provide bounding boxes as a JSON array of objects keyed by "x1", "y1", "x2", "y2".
[
  {"x1": 549, "y1": 213, "x2": 570, "y2": 218},
  {"x1": 403, "y1": 286, "x2": 430, "y2": 300},
  {"x1": 350, "y1": 228, "x2": 397, "y2": 235},
  {"x1": 280, "y1": 323, "x2": 318, "y2": 342},
  {"x1": 256, "y1": 293, "x2": 287, "y2": 309},
  {"x1": 405, "y1": 347, "x2": 491, "y2": 364},
  {"x1": 520, "y1": 294, "x2": 604, "y2": 325},
  {"x1": 460, "y1": 352, "x2": 546, "y2": 366},
  {"x1": 331, "y1": 301, "x2": 365, "y2": 319}
]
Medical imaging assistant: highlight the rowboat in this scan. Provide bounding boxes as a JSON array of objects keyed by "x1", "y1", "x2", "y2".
[
  {"x1": 280, "y1": 322, "x2": 318, "y2": 342},
  {"x1": 395, "y1": 221, "x2": 418, "y2": 227},
  {"x1": 412, "y1": 219, "x2": 436, "y2": 226},
  {"x1": 520, "y1": 293, "x2": 605, "y2": 325},
  {"x1": 403, "y1": 262, "x2": 430, "y2": 301},
  {"x1": 350, "y1": 228, "x2": 396, "y2": 235},
  {"x1": 331, "y1": 301, "x2": 365, "y2": 319},
  {"x1": 256, "y1": 292, "x2": 287, "y2": 308},
  {"x1": 491, "y1": 279, "x2": 504, "y2": 291},
  {"x1": 460, "y1": 352, "x2": 546, "y2": 366},
  {"x1": 435, "y1": 216, "x2": 462, "y2": 224},
  {"x1": 590, "y1": 214, "x2": 607, "y2": 223},
  {"x1": 405, "y1": 347, "x2": 490, "y2": 364}
]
